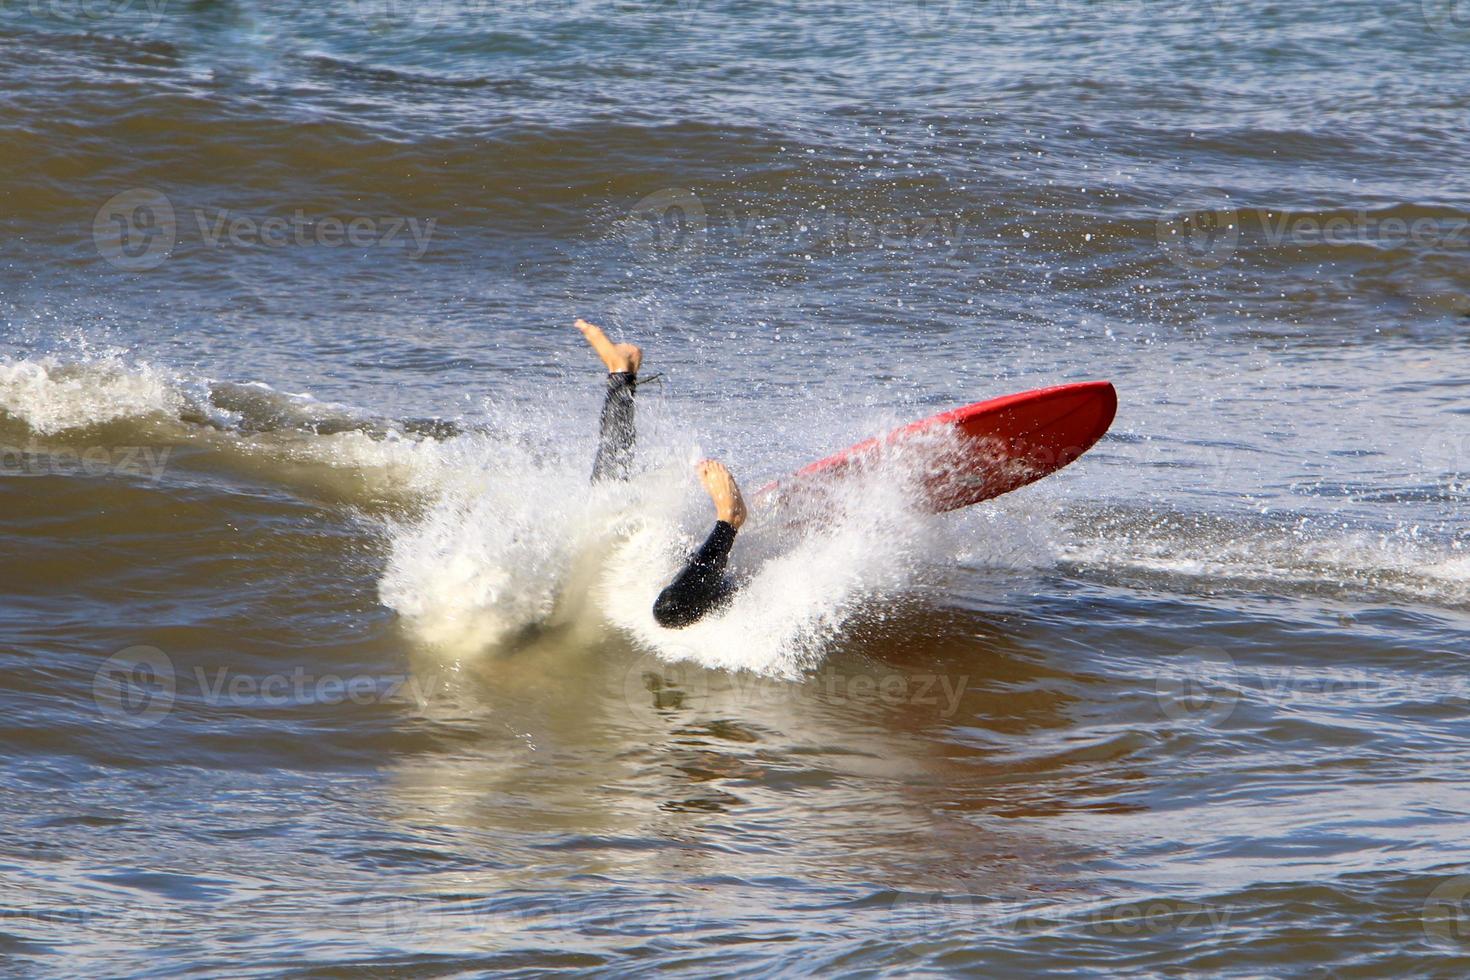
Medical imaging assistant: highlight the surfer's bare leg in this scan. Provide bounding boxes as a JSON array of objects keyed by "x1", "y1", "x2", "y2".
[
  {"x1": 653, "y1": 461, "x2": 746, "y2": 629},
  {"x1": 696, "y1": 459, "x2": 747, "y2": 529},
  {"x1": 576, "y1": 318, "x2": 641, "y2": 375},
  {"x1": 577, "y1": 319, "x2": 642, "y2": 483}
]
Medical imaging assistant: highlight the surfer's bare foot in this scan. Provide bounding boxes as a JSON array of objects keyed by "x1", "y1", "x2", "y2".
[
  {"x1": 575, "y1": 318, "x2": 641, "y2": 375},
  {"x1": 697, "y1": 459, "x2": 747, "y2": 529}
]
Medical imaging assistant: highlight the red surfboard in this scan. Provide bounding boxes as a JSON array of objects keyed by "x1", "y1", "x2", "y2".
[{"x1": 757, "y1": 381, "x2": 1117, "y2": 513}]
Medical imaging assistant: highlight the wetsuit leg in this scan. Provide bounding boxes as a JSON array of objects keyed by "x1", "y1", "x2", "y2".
[
  {"x1": 652, "y1": 520, "x2": 738, "y2": 628},
  {"x1": 592, "y1": 371, "x2": 637, "y2": 483}
]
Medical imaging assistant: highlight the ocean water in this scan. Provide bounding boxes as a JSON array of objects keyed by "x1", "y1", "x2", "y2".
[{"x1": 2, "y1": 0, "x2": 1469, "y2": 975}]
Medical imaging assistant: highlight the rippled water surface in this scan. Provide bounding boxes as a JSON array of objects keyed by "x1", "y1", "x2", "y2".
[{"x1": 2, "y1": 0, "x2": 1469, "y2": 975}]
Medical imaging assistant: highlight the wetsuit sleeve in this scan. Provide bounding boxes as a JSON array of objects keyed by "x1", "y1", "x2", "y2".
[
  {"x1": 591, "y1": 371, "x2": 637, "y2": 483},
  {"x1": 652, "y1": 520, "x2": 738, "y2": 629}
]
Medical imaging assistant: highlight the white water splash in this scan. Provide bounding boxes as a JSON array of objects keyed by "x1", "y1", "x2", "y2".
[
  {"x1": 0, "y1": 355, "x2": 185, "y2": 434},
  {"x1": 1061, "y1": 510, "x2": 1470, "y2": 607},
  {"x1": 376, "y1": 416, "x2": 1011, "y2": 674}
]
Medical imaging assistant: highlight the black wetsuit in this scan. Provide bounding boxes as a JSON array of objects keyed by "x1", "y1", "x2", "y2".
[{"x1": 593, "y1": 371, "x2": 736, "y2": 628}]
